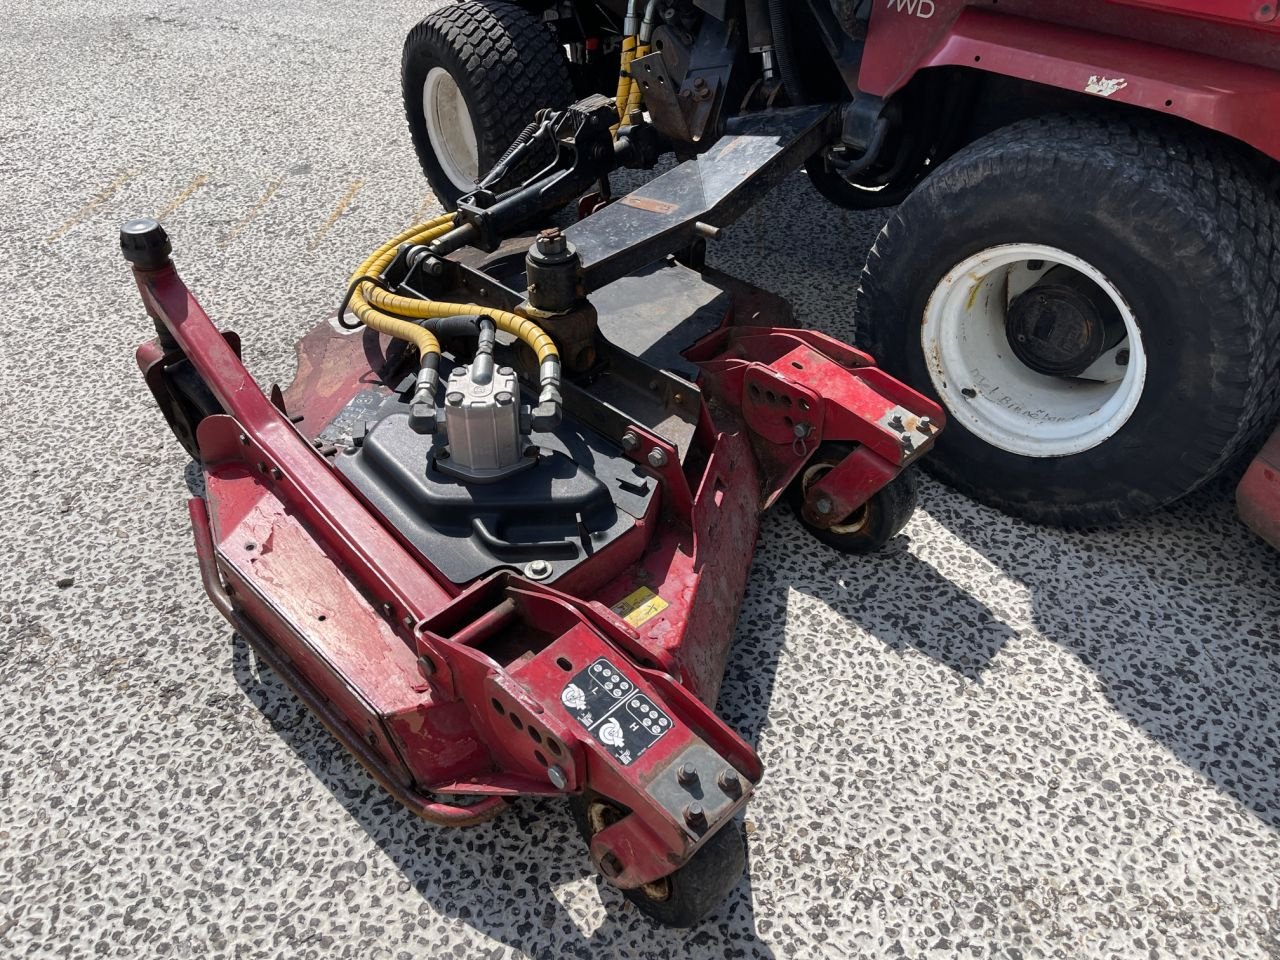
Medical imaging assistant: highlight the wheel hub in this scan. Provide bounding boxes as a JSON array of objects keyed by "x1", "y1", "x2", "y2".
[{"x1": 1005, "y1": 265, "x2": 1126, "y2": 376}]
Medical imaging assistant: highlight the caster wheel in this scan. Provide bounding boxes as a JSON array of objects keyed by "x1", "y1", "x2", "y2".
[
  {"x1": 570, "y1": 794, "x2": 746, "y2": 928},
  {"x1": 787, "y1": 443, "x2": 919, "y2": 554}
]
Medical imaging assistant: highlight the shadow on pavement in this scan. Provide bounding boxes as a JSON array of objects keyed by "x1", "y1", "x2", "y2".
[
  {"x1": 801, "y1": 472, "x2": 1280, "y2": 832},
  {"x1": 229, "y1": 633, "x2": 777, "y2": 959}
]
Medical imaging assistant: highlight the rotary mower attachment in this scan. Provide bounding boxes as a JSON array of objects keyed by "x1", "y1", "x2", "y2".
[{"x1": 123, "y1": 98, "x2": 942, "y2": 926}]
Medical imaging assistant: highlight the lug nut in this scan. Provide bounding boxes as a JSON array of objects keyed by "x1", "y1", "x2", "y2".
[
  {"x1": 647, "y1": 448, "x2": 668, "y2": 468},
  {"x1": 677, "y1": 763, "x2": 698, "y2": 786},
  {"x1": 684, "y1": 802, "x2": 706, "y2": 829}
]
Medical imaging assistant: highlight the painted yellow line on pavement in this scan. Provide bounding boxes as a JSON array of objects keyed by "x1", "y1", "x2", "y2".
[
  {"x1": 221, "y1": 173, "x2": 287, "y2": 247},
  {"x1": 307, "y1": 179, "x2": 365, "y2": 251},
  {"x1": 155, "y1": 174, "x2": 209, "y2": 220},
  {"x1": 46, "y1": 170, "x2": 138, "y2": 242},
  {"x1": 414, "y1": 190, "x2": 441, "y2": 224}
]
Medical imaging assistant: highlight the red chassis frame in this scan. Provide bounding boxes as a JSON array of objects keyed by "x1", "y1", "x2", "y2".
[{"x1": 129, "y1": 250, "x2": 941, "y2": 887}]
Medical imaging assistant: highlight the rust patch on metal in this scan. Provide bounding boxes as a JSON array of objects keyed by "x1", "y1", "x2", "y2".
[{"x1": 620, "y1": 195, "x2": 679, "y2": 216}]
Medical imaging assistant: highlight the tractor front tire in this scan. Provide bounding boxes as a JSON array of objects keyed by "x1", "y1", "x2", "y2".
[
  {"x1": 402, "y1": 1, "x2": 574, "y2": 207},
  {"x1": 856, "y1": 115, "x2": 1280, "y2": 527}
]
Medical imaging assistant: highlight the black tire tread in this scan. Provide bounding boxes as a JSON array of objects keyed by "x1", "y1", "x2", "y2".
[
  {"x1": 855, "y1": 113, "x2": 1280, "y2": 527},
  {"x1": 402, "y1": 1, "x2": 573, "y2": 200}
]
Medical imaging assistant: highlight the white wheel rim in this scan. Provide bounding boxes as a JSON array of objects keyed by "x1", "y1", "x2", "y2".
[
  {"x1": 921, "y1": 243, "x2": 1147, "y2": 458},
  {"x1": 423, "y1": 67, "x2": 479, "y2": 193}
]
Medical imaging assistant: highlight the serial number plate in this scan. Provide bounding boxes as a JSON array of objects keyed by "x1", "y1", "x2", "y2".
[{"x1": 560, "y1": 657, "x2": 672, "y2": 765}]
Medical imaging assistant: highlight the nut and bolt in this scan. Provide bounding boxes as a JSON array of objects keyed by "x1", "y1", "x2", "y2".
[
  {"x1": 621, "y1": 430, "x2": 641, "y2": 452},
  {"x1": 494, "y1": 391, "x2": 514, "y2": 406},
  {"x1": 814, "y1": 497, "x2": 833, "y2": 516},
  {"x1": 718, "y1": 769, "x2": 742, "y2": 796},
  {"x1": 524, "y1": 559, "x2": 553, "y2": 580},
  {"x1": 536, "y1": 227, "x2": 567, "y2": 257},
  {"x1": 445, "y1": 392, "x2": 465, "y2": 407},
  {"x1": 677, "y1": 763, "x2": 699, "y2": 786},
  {"x1": 547, "y1": 765, "x2": 568, "y2": 789},
  {"x1": 600, "y1": 852, "x2": 623, "y2": 878},
  {"x1": 683, "y1": 802, "x2": 707, "y2": 829},
  {"x1": 647, "y1": 448, "x2": 669, "y2": 469},
  {"x1": 1116, "y1": 348, "x2": 1130, "y2": 366}
]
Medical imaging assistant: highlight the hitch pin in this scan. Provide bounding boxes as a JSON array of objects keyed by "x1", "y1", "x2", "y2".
[{"x1": 792, "y1": 422, "x2": 812, "y2": 458}]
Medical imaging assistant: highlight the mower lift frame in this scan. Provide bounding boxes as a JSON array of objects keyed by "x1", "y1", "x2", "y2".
[{"x1": 127, "y1": 102, "x2": 943, "y2": 900}]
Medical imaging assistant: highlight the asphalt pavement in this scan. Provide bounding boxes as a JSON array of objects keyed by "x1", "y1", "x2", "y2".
[{"x1": 2, "y1": 2, "x2": 1279, "y2": 958}]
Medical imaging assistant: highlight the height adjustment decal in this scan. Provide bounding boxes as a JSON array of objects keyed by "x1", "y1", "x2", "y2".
[{"x1": 560, "y1": 657, "x2": 671, "y2": 765}]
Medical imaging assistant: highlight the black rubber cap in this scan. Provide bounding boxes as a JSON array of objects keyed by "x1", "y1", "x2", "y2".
[{"x1": 120, "y1": 218, "x2": 172, "y2": 269}]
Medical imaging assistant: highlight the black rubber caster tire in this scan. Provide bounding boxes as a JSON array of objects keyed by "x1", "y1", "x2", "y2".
[
  {"x1": 570, "y1": 795, "x2": 746, "y2": 928},
  {"x1": 787, "y1": 443, "x2": 919, "y2": 554},
  {"x1": 856, "y1": 115, "x2": 1280, "y2": 527},
  {"x1": 402, "y1": 1, "x2": 574, "y2": 208}
]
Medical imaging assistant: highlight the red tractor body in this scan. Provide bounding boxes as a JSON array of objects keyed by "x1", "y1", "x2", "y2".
[{"x1": 861, "y1": 1, "x2": 1280, "y2": 161}]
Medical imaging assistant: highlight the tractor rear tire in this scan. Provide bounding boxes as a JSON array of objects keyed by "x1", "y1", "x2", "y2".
[
  {"x1": 402, "y1": 1, "x2": 574, "y2": 208},
  {"x1": 856, "y1": 115, "x2": 1280, "y2": 527}
]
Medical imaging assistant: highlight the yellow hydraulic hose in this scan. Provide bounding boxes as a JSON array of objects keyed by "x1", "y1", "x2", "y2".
[
  {"x1": 346, "y1": 215, "x2": 559, "y2": 373},
  {"x1": 347, "y1": 215, "x2": 457, "y2": 363},
  {"x1": 364, "y1": 288, "x2": 558, "y2": 366},
  {"x1": 615, "y1": 35, "x2": 637, "y2": 124},
  {"x1": 622, "y1": 42, "x2": 648, "y2": 119}
]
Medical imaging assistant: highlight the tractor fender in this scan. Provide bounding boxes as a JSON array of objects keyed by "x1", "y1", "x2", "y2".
[{"x1": 859, "y1": 6, "x2": 1280, "y2": 161}]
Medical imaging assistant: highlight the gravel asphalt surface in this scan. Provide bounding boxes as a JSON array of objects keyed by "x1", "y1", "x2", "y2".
[{"x1": 4, "y1": 2, "x2": 1280, "y2": 958}]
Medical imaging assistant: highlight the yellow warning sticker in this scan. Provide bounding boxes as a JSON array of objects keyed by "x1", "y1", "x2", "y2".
[{"x1": 611, "y1": 586, "x2": 669, "y2": 627}]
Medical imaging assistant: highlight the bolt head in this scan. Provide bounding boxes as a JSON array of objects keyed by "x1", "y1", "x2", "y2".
[
  {"x1": 646, "y1": 448, "x2": 669, "y2": 469},
  {"x1": 547, "y1": 765, "x2": 568, "y2": 789},
  {"x1": 718, "y1": 769, "x2": 742, "y2": 795},
  {"x1": 814, "y1": 497, "x2": 833, "y2": 516},
  {"x1": 683, "y1": 802, "x2": 706, "y2": 828},
  {"x1": 621, "y1": 430, "x2": 641, "y2": 452},
  {"x1": 524, "y1": 559, "x2": 552, "y2": 580},
  {"x1": 599, "y1": 852, "x2": 623, "y2": 878}
]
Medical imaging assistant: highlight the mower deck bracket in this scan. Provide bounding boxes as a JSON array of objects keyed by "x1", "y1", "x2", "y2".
[{"x1": 565, "y1": 104, "x2": 839, "y2": 291}]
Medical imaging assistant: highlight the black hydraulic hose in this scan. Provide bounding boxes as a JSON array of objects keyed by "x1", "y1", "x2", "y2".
[
  {"x1": 497, "y1": 120, "x2": 538, "y2": 166},
  {"x1": 409, "y1": 315, "x2": 498, "y2": 384},
  {"x1": 411, "y1": 314, "x2": 488, "y2": 339},
  {"x1": 768, "y1": 0, "x2": 805, "y2": 104},
  {"x1": 479, "y1": 112, "x2": 552, "y2": 190}
]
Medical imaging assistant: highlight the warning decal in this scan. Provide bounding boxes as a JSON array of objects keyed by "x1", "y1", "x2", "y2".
[
  {"x1": 560, "y1": 657, "x2": 671, "y2": 765},
  {"x1": 610, "y1": 586, "x2": 669, "y2": 627}
]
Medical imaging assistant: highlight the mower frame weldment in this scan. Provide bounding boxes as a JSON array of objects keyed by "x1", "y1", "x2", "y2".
[{"x1": 127, "y1": 206, "x2": 942, "y2": 893}]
